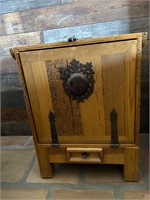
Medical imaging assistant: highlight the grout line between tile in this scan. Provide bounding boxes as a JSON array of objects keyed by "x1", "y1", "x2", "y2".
[
  {"x1": 1, "y1": 156, "x2": 149, "y2": 191},
  {"x1": 139, "y1": 154, "x2": 149, "y2": 184},
  {"x1": 1, "y1": 135, "x2": 149, "y2": 196},
  {"x1": 113, "y1": 188, "x2": 124, "y2": 200},
  {"x1": 23, "y1": 136, "x2": 33, "y2": 147},
  {"x1": 1, "y1": 179, "x2": 149, "y2": 192},
  {"x1": 46, "y1": 190, "x2": 52, "y2": 200},
  {"x1": 78, "y1": 164, "x2": 87, "y2": 184},
  {"x1": 1, "y1": 145, "x2": 35, "y2": 150},
  {"x1": 19, "y1": 154, "x2": 37, "y2": 183}
]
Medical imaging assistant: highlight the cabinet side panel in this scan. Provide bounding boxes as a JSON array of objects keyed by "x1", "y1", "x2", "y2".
[
  {"x1": 101, "y1": 39, "x2": 137, "y2": 143},
  {"x1": 102, "y1": 53, "x2": 126, "y2": 136}
]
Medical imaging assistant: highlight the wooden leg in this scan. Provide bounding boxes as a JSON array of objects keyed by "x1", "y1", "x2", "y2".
[
  {"x1": 36, "y1": 146, "x2": 54, "y2": 178},
  {"x1": 124, "y1": 147, "x2": 139, "y2": 181}
]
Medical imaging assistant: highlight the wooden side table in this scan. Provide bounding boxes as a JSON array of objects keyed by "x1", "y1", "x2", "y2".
[{"x1": 10, "y1": 33, "x2": 147, "y2": 181}]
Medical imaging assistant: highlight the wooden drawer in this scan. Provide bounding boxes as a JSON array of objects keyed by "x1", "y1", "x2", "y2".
[
  {"x1": 48, "y1": 146, "x2": 125, "y2": 164},
  {"x1": 66, "y1": 148, "x2": 103, "y2": 163}
]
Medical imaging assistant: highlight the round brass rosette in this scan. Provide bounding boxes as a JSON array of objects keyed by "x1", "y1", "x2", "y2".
[{"x1": 60, "y1": 59, "x2": 95, "y2": 101}]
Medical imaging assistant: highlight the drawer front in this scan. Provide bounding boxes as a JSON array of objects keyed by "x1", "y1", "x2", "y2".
[
  {"x1": 67, "y1": 148, "x2": 103, "y2": 163},
  {"x1": 48, "y1": 147, "x2": 124, "y2": 164},
  {"x1": 19, "y1": 39, "x2": 138, "y2": 144}
]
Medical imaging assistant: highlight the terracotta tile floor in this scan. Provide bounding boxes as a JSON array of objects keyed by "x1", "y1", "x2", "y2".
[{"x1": 1, "y1": 134, "x2": 149, "y2": 200}]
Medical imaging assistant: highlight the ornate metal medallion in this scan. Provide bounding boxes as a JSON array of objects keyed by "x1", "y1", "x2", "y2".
[{"x1": 60, "y1": 59, "x2": 95, "y2": 101}]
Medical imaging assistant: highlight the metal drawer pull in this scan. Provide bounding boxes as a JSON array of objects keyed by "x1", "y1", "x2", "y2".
[{"x1": 81, "y1": 152, "x2": 89, "y2": 159}]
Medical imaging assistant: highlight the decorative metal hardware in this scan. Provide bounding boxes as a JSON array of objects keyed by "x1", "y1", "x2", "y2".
[
  {"x1": 81, "y1": 152, "x2": 89, "y2": 159},
  {"x1": 49, "y1": 111, "x2": 59, "y2": 147},
  {"x1": 68, "y1": 37, "x2": 78, "y2": 42},
  {"x1": 110, "y1": 109, "x2": 119, "y2": 147},
  {"x1": 60, "y1": 59, "x2": 95, "y2": 101},
  {"x1": 67, "y1": 73, "x2": 89, "y2": 95}
]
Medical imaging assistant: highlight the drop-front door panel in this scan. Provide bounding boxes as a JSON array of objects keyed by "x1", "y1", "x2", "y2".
[{"x1": 20, "y1": 40, "x2": 137, "y2": 144}]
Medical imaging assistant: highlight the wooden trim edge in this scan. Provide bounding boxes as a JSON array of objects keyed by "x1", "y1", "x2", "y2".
[
  {"x1": 10, "y1": 33, "x2": 145, "y2": 55},
  {"x1": 10, "y1": 48, "x2": 16, "y2": 60}
]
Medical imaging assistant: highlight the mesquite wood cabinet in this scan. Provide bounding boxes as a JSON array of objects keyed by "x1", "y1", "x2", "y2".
[{"x1": 11, "y1": 33, "x2": 147, "y2": 181}]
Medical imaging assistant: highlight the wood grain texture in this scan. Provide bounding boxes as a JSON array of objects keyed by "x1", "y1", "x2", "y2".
[
  {"x1": 1, "y1": 32, "x2": 42, "y2": 56},
  {"x1": 1, "y1": 0, "x2": 148, "y2": 34},
  {"x1": 46, "y1": 60, "x2": 83, "y2": 136},
  {"x1": 134, "y1": 34, "x2": 143, "y2": 145},
  {"x1": 17, "y1": 53, "x2": 40, "y2": 144},
  {"x1": 0, "y1": 0, "x2": 73, "y2": 14},
  {"x1": 18, "y1": 55, "x2": 51, "y2": 143},
  {"x1": 16, "y1": 34, "x2": 142, "y2": 180},
  {"x1": 36, "y1": 146, "x2": 54, "y2": 178},
  {"x1": 101, "y1": 41, "x2": 137, "y2": 142},
  {"x1": 102, "y1": 53, "x2": 126, "y2": 136},
  {"x1": 66, "y1": 148, "x2": 103, "y2": 163},
  {"x1": 1, "y1": 38, "x2": 148, "y2": 137},
  {"x1": 43, "y1": 17, "x2": 149, "y2": 43},
  {"x1": 48, "y1": 153, "x2": 124, "y2": 164},
  {"x1": 48, "y1": 147, "x2": 124, "y2": 164},
  {"x1": 67, "y1": 148, "x2": 103, "y2": 152},
  {"x1": 40, "y1": 143, "x2": 137, "y2": 148},
  {"x1": 20, "y1": 0, "x2": 145, "y2": 32},
  {"x1": 1, "y1": 0, "x2": 148, "y2": 137},
  {"x1": 124, "y1": 147, "x2": 139, "y2": 181},
  {"x1": 18, "y1": 35, "x2": 140, "y2": 144},
  {"x1": 11, "y1": 32, "x2": 143, "y2": 54}
]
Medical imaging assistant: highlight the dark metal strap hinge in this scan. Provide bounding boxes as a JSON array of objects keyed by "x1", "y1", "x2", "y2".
[
  {"x1": 49, "y1": 111, "x2": 59, "y2": 147},
  {"x1": 110, "y1": 109, "x2": 119, "y2": 147}
]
